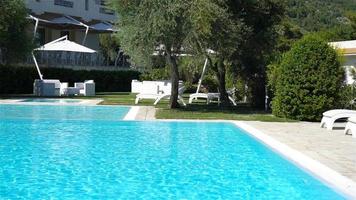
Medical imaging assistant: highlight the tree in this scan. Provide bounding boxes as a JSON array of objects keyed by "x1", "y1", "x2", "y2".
[
  {"x1": 271, "y1": 35, "x2": 344, "y2": 121},
  {"x1": 186, "y1": 0, "x2": 284, "y2": 107},
  {"x1": 186, "y1": 0, "x2": 250, "y2": 106},
  {"x1": 99, "y1": 34, "x2": 130, "y2": 67},
  {"x1": 111, "y1": 0, "x2": 284, "y2": 108},
  {"x1": 0, "y1": 0, "x2": 33, "y2": 64},
  {"x1": 111, "y1": 0, "x2": 192, "y2": 108},
  {"x1": 284, "y1": 0, "x2": 356, "y2": 32},
  {"x1": 228, "y1": 0, "x2": 285, "y2": 108}
]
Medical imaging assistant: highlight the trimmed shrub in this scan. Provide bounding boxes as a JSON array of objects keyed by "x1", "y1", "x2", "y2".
[
  {"x1": 271, "y1": 36, "x2": 344, "y2": 121},
  {"x1": 0, "y1": 65, "x2": 140, "y2": 94}
]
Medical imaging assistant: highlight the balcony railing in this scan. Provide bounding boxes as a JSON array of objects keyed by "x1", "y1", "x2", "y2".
[
  {"x1": 54, "y1": 0, "x2": 74, "y2": 8},
  {"x1": 24, "y1": 51, "x2": 131, "y2": 70}
]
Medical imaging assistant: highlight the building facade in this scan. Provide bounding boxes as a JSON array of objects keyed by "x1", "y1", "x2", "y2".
[{"x1": 25, "y1": 0, "x2": 116, "y2": 50}]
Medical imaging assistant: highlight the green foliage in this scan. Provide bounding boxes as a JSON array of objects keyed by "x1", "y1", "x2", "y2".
[
  {"x1": 273, "y1": 20, "x2": 303, "y2": 53},
  {"x1": 139, "y1": 67, "x2": 170, "y2": 81},
  {"x1": 0, "y1": 65, "x2": 140, "y2": 94},
  {"x1": 338, "y1": 85, "x2": 356, "y2": 109},
  {"x1": 178, "y1": 57, "x2": 204, "y2": 84},
  {"x1": 315, "y1": 25, "x2": 356, "y2": 42},
  {"x1": 187, "y1": 0, "x2": 284, "y2": 106},
  {"x1": 271, "y1": 36, "x2": 344, "y2": 121},
  {"x1": 285, "y1": 0, "x2": 356, "y2": 32},
  {"x1": 99, "y1": 34, "x2": 121, "y2": 66},
  {"x1": 0, "y1": 0, "x2": 33, "y2": 64},
  {"x1": 201, "y1": 74, "x2": 219, "y2": 93},
  {"x1": 111, "y1": 0, "x2": 192, "y2": 66},
  {"x1": 111, "y1": 0, "x2": 202, "y2": 108},
  {"x1": 313, "y1": 12, "x2": 356, "y2": 41}
]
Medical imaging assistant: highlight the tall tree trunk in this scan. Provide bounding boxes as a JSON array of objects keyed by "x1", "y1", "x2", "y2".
[
  {"x1": 166, "y1": 52, "x2": 180, "y2": 109},
  {"x1": 216, "y1": 59, "x2": 230, "y2": 106}
]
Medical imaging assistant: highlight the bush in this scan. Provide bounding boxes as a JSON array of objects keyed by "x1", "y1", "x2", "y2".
[
  {"x1": 271, "y1": 36, "x2": 344, "y2": 121},
  {"x1": 139, "y1": 67, "x2": 170, "y2": 81},
  {"x1": 0, "y1": 65, "x2": 140, "y2": 94}
]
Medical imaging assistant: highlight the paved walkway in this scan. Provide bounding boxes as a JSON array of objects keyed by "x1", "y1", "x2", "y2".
[
  {"x1": 243, "y1": 121, "x2": 356, "y2": 182},
  {"x1": 134, "y1": 106, "x2": 156, "y2": 120}
]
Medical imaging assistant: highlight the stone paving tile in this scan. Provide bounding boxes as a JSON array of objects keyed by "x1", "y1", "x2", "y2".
[
  {"x1": 134, "y1": 106, "x2": 156, "y2": 120},
  {"x1": 244, "y1": 121, "x2": 356, "y2": 182}
]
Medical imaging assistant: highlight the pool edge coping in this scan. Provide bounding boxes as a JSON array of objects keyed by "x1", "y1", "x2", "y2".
[{"x1": 123, "y1": 106, "x2": 140, "y2": 120}]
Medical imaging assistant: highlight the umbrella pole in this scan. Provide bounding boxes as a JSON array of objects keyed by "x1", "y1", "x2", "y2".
[
  {"x1": 32, "y1": 52, "x2": 43, "y2": 80},
  {"x1": 82, "y1": 26, "x2": 89, "y2": 45},
  {"x1": 196, "y1": 58, "x2": 209, "y2": 93},
  {"x1": 33, "y1": 18, "x2": 39, "y2": 38}
]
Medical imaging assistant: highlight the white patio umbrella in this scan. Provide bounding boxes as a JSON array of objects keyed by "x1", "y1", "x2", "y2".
[{"x1": 32, "y1": 35, "x2": 96, "y2": 80}]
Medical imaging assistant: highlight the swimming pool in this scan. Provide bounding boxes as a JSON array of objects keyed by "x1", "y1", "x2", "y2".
[
  {"x1": 0, "y1": 104, "x2": 130, "y2": 121},
  {"x1": 0, "y1": 105, "x2": 347, "y2": 199},
  {"x1": 20, "y1": 99, "x2": 82, "y2": 103}
]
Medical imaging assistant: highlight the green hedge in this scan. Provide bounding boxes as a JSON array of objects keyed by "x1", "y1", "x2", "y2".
[
  {"x1": 271, "y1": 35, "x2": 344, "y2": 121},
  {"x1": 0, "y1": 66, "x2": 140, "y2": 94}
]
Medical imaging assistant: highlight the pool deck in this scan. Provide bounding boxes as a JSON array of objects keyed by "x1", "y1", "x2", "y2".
[
  {"x1": 242, "y1": 121, "x2": 356, "y2": 183},
  {"x1": 134, "y1": 106, "x2": 156, "y2": 120}
]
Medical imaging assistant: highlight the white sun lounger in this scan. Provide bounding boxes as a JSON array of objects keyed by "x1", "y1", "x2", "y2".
[
  {"x1": 189, "y1": 93, "x2": 220, "y2": 104},
  {"x1": 135, "y1": 87, "x2": 186, "y2": 106},
  {"x1": 344, "y1": 117, "x2": 356, "y2": 138},
  {"x1": 135, "y1": 81, "x2": 186, "y2": 106},
  {"x1": 320, "y1": 109, "x2": 356, "y2": 130},
  {"x1": 153, "y1": 86, "x2": 186, "y2": 106},
  {"x1": 188, "y1": 92, "x2": 237, "y2": 105}
]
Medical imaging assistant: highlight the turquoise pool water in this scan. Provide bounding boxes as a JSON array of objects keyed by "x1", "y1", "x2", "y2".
[
  {"x1": 0, "y1": 104, "x2": 129, "y2": 121},
  {"x1": 0, "y1": 105, "x2": 346, "y2": 199},
  {"x1": 20, "y1": 99, "x2": 82, "y2": 103}
]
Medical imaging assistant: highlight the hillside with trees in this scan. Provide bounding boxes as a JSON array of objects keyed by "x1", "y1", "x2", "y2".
[{"x1": 286, "y1": 0, "x2": 356, "y2": 32}]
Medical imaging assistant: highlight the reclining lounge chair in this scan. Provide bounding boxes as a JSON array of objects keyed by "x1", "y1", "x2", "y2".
[
  {"x1": 188, "y1": 91, "x2": 237, "y2": 105},
  {"x1": 320, "y1": 109, "x2": 356, "y2": 130},
  {"x1": 135, "y1": 81, "x2": 186, "y2": 106}
]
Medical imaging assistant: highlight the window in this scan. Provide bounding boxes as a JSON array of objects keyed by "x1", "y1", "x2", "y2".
[
  {"x1": 37, "y1": 28, "x2": 45, "y2": 45},
  {"x1": 85, "y1": 0, "x2": 89, "y2": 10},
  {"x1": 54, "y1": 0, "x2": 74, "y2": 8}
]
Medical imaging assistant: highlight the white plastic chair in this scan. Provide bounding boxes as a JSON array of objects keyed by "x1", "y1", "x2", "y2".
[{"x1": 320, "y1": 109, "x2": 356, "y2": 130}]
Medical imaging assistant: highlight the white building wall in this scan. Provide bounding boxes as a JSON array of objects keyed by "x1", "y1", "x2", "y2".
[{"x1": 25, "y1": 0, "x2": 116, "y2": 22}]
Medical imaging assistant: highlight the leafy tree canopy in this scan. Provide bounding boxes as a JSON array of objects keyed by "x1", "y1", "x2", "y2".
[{"x1": 0, "y1": 0, "x2": 33, "y2": 64}]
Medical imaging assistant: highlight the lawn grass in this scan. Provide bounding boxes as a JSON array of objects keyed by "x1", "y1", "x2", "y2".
[
  {"x1": 0, "y1": 92, "x2": 295, "y2": 122},
  {"x1": 79, "y1": 92, "x2": 295, "y2": 122},
  {"x1": 155, "y1": 105, "x2": 295, "y2": 122}
]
